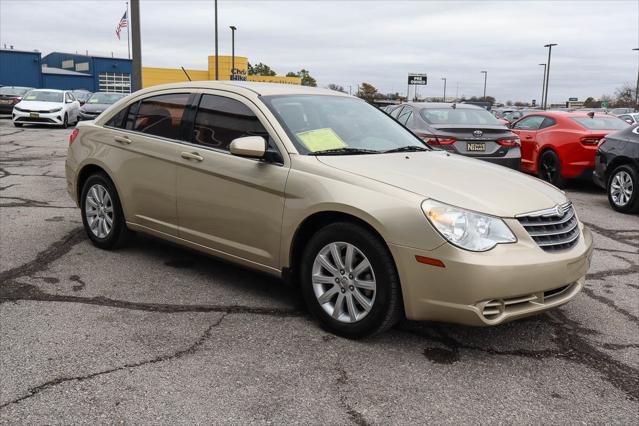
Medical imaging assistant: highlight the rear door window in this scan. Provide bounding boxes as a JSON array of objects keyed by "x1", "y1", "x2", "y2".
[{"x1": 131, "y1": 93, "x2": 190, "y2": 140}]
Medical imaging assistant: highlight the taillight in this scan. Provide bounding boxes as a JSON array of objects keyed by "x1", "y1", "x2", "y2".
[
  {"x1": 69, "y1": 128, "x2": 79, "y2": 146},
  {"x1": 12, "y1": 97, "x2": 21, "y2": 104},
  {"x1": 417, "y1": 134, "x2": 457, "y2": 145},
  {"x1": 496, "y1": 136, "x2": 521, "y2": 147},
  {"x1": 580, "y1": 137, "x2": 601, "y2": 145}
]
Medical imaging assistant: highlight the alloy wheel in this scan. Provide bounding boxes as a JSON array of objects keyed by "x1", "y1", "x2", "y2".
[
  {"x1": 610, "y1": 170, "x2": 633, "y2": 207},
  {"x1": 84, "y1": 184, "x2": 114, "y2": 239},
  {"x1": 311, "y1": 242, "x2": 376, "y2": 323},
  {"x1": 541, "y1": 155, "x2": 557, "y2": 183}
]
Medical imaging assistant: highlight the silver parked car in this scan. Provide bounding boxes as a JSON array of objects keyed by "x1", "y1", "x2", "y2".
[{"x1": 391, "y1": 102, "x2": 521, "y2": 170}]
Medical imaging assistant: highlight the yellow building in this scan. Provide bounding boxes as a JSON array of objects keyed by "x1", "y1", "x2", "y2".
[{"x1": 142, "y1": 55, "x2": 301, "y2": 88}]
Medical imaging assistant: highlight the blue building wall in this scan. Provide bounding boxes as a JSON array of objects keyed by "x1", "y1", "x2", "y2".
[
  {"x1": 42, "y1": 73, "x2": 94, "y2": 91},
  {"x1": 0, "y1": 50, "x2": 43, "y2": 88},
  {"x1": 1, "y1": 50, "x2": 132, "y2": 91}
]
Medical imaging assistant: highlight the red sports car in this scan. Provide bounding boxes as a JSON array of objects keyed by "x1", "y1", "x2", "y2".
[{"x1": 511, "y1": 112, "x2": 629, "y2": 187}]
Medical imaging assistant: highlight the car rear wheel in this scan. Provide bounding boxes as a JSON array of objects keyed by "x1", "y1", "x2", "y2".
[
  {"x1": 80, "y1": 173, "x2": 133, "y2": 249},
  {"x1": 300, "y1": 222, "x2": 403, "y2": 339},
  {"x1": 538, "y1": 150, "x2": 566, "y2": 188},
  {"x1": 607, "y1": 165, "x2": 638, "y2": 214}
]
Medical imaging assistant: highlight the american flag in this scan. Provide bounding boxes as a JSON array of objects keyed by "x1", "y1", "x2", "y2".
[{"x1": 115, "y1": 11, "x2": 128, "y2": 40}]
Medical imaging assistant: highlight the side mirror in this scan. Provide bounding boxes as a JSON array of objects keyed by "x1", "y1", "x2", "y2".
[{"x1": 229, "y1": 136, "x2": 266, "y2": 159}]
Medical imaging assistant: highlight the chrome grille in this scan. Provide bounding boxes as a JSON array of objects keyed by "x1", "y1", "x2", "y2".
[{"x1": 517, "y1": 202, "x2": 580, "y2": 252}]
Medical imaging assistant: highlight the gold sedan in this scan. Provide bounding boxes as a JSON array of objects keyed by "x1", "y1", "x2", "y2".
[{"x1": 65, "y1": 81, "x2": 593, "y2": 338}]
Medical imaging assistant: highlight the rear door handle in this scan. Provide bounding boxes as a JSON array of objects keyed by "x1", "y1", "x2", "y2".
[
  {"x1": 114, "y1": 135, "x2": 132, "y2": 145},
  {"x1": 181, "y1": 151, "x2": 204, "y2": 162}
]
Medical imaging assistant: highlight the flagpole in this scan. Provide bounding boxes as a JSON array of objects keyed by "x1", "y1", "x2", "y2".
[{"x1": 126, "y1": 1, "x2": 131, "y2": 59}]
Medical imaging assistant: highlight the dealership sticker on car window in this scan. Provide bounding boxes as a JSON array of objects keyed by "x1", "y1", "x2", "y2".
[
  {"x1": 297, "y1": 128, "x2": 347, "y2": 152},
  {"x1": 25, "y1": 95, "x2": 37, "y2": 100},
  {"x1": 88, "y1": 99, "x2": 99, "y2": 103}
]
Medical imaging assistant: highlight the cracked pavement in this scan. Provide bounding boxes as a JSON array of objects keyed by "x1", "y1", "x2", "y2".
[{"x1": 0, "y1": 118, "x2": 637, "y2": 424}]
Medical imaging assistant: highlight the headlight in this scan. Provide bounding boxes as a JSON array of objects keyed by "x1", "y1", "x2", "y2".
[
  {"x1": 49, "y1": 107, "x2": 62, "y2": 113},
  {"x1": 421, "y1": 200, "x2": 516, "y2": 251}
]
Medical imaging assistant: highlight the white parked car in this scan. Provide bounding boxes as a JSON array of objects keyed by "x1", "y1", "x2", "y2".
[{"x1": 12, "y1": 89, "x2": 80, "y2": 128}]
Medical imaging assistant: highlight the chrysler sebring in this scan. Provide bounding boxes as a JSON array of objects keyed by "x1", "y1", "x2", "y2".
[{"x1": 65, "y1": 82, "x2": 593, "y2": 338}]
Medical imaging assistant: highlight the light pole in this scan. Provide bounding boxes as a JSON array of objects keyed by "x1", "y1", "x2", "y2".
[
  {"x1": 441, "y1": 77, "x2": 447, "y2": 101},
  {"x1": 214, "y1": 0, "x2": 218, "y2": 80},
  {"x1": 543, "y1": 43, "x2": 557, "y2": 110},
  {"x1": 633, "y1": 48, "x2": 639, "y2": 111},
  {"x1": 230, "y1": 26, "x2": 236, "y2": 80},
  {"x1": 480, "y1": 71, "x2": 487, "y2": 100},
  {"x1": 539, "y1": 63, "x2": 546, "y2": 109},
  {"x1": 130, "y1": 0, "x2": 141, "y2": 91}
]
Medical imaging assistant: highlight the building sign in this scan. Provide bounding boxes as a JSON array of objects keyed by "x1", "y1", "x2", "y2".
[
  {"x1": 569, "y1": 97, "x2": 578, "y2": 101},
  {"x1": 230, "y1": 68, "x2": 247, "y2": 81},
  {"x1": 408, "y1": 74, "x2": 427, "y2": 85}
]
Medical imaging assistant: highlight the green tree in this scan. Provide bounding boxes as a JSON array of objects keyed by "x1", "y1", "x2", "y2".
[
  {"x1": 248, "y1": 62, "x2": 276, "y2": 76},
  {"x1": 583, "y1": 97, "x2": 596, "y2": 107},
  {"x1": 357, "y1": 82, "x2": 377, "y2": 103},
  {"x1": 327, "y1": 84, "x2": 346, "y2": 93},
  {"x1": 286, "y1": 69, "x2": 317, "y2": 86}
]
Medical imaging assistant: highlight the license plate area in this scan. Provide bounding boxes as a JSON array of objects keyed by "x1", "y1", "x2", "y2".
[
  {"x1": 30, "y1": 112, "x2": 39, "y2": 118},
  {"x1": 467, "y1": 142, "x2": 486, "y2": 152}
]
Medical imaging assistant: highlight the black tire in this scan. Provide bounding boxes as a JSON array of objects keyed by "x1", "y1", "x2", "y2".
[
  {"x1": 538, "y1": 150, "x2": 566, "y2": 188},
  {"x1": 13, "y1": 122, "x2": 23, "y2": 127},
  {"x1": 62, "y1": 113, "x2": 68, "y2": 129},
  {"x1": 80, "y1": 173, "x2": 133, "y2": 249},
  {"x1": 607, "y1": 164, "x2": 639, "y2": 214},
  {"x1": 300, "y1": 222, "x2": 403, "y2": 339}
]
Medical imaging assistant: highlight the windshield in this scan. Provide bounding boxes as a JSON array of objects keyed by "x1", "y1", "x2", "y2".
[
  {"x1": 571, "y1": 116, "x2": 629, "y2": 130},
  {"x1": 86, "y1": 93, "x2": 125, "y2": 104},
  {"x1": 0, "y1": 87, "x2": 30, "y2": 96},
  {"x1": 262, "y1": 95, "x2": 427, "y2": 154},
  {"x1": 420, "y1": 108, "x2": 503, "y2": 125},
  {"x1": 22, "y1": 91, "x2": 63, "y2": 103}
]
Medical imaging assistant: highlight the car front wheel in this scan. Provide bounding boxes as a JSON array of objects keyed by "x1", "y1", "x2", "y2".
[
  {"x1": 80, "y1": 173, "x2": 132, "y2": 249},
  {"x1": 300, "y1": 222, "x2": 403, "y2": 339},
  {"x1": 608, "y1": 165, "x2": 638, "y2": 213},
  {"x1": 61, "y1": 113, "x2": 68, "y2": 129},
  {"x1": 538, "y1": 150, "x2": 566, "y2": 188}
]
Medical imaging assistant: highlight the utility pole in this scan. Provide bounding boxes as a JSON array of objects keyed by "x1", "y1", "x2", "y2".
[
  {"x1": 441, "y1": 77, "x2": 447, "y2": 101},
  {"x1": 214, "y1": 0, "x2": 219, "y2": 80},
  {"x1": 230, "y1": 26, "x2": 236, "y2": 80},
  {"x1": 539, "y1": 63, "x2": 546, "y2": 109},
  {"x1": 543, "y1": 43, "x2": 558, "y2": 110},
  {"x1": 634, "y1": 48, "x2": 639, "y2": 112},
  {"x1": 481, "y1": 71, "x2": 487, "y2": 100},
  {"x1": 130, "y1": 0, "x2": 141, "y2": 91}
]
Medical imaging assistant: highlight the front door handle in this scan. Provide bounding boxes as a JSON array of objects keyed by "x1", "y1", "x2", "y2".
[
  {"x1": 525, "y1": 135, "x2": 533, "y2": 140},
  {"x1": 114, "y1": 135, "x2": 132, "y2": 145},
  {"x1": 181, "y1": 151, "x2": 204, "y2": 162}
]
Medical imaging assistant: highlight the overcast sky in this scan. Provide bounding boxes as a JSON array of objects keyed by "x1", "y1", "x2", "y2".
[{"x1": 1, "y1": 0, "x2": 637, "y2": 102}]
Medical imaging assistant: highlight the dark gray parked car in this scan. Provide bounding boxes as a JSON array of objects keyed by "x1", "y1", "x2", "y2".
[
  {"x1": 391, "y1": 102, "x2": 521, "y2": 170},
  {"x1": 78, "y1": 92, "x2": 127, "y2": 121}
]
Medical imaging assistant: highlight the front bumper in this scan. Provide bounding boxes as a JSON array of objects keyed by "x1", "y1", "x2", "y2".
[
  {"x1": 389, "y1": 223, "x2": 593, "y2": 326},
  {"x1": 13, "y1": 109, "x2": 64, "y2": 126},
  {"x1": 78, "y1": 111, "x2": 100, "y2": 121}
]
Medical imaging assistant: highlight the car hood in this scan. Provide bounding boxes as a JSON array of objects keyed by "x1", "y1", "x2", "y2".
[
  {"x1": 317, "y1": 151, "x2": 567, "y2": 217},
  {"x1": 16, "y1": 101, "x2": 63, "y2": 110},
  {"x1": 81, "y1": 103, "x2": 110, "y2": 113}
]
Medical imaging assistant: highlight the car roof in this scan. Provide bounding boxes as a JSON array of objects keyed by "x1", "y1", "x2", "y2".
[
  {"x1": 30, "y1": 88, "x2": 65, "y2": 93},
  {"x1": 404, "y1": 102, "x2": 486, "y2": 110},
  {"x1": 134, "y1": 81, "x2": 350, "y2": 97}
]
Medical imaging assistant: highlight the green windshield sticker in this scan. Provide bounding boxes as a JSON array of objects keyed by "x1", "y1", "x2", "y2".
[
  {"x1": 88, "y1": 98, "x2": 98, "y2": 103},
  {"x1": 25, "y1": 95, "x2": 36, "y2": 100},
  {"x1": 297, "y1": 128, "x2": 347, "y2": 152}
]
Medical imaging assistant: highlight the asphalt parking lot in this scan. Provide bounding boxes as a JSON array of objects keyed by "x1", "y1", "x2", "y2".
[{"x1": 0, "y1": 118, "x2": 637, "y2": 424}]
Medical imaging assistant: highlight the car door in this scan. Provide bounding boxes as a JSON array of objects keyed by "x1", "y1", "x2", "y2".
[
  {"x1": 175, "y1": 91, "x2": 289, "y2": 270},
  {"x1": 100, "y1": 91, "x2": 191, "y2": 236},
  {"x1": 511, "y1": 115, "x2": 546, "y2": 171}
]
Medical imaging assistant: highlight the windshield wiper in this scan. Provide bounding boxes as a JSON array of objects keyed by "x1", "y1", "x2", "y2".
[
  {"x1": 383, "y1": 145, "x2": 430, "y2": 154},
  {"x1": 313, "y1": 147, "x2": 380, "y2": 156}
]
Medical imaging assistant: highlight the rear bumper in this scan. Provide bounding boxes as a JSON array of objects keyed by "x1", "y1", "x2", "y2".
[
  {"x1": 78, "y1": 112, "x2": 99, "y2": 121},
  {"x1": 479, "y1": 156, "x2": 521, "y2": 170},
  {"x1": 389, "y1": 224, "x2": 593, "y2": 326},
  {"x1": 0, "y1": 104, "x2": 15, "y2": 114}
]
